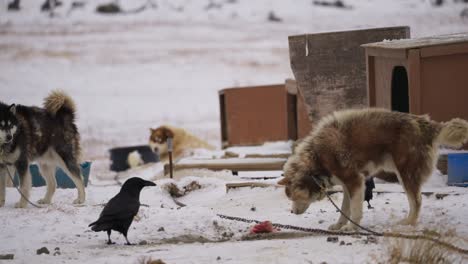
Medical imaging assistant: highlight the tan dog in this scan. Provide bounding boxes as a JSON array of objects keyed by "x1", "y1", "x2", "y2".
[
  {"x1": 149, "y1": 125, "x2": 215, "y2": 163},
  {"x1": 279, "y1": 108, "x2": 468, "y2": 231}
]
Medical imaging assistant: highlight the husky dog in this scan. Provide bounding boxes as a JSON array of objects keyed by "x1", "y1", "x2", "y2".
[
  {"x1": 0, "y1": 91, "x2": 85, "y2": 208},
  {"x1": 279, "y1": 108, "x2": 468, "y2": 231},
  {"x1": 149, "y1": 125, "x2": 215, "y2": 163}
]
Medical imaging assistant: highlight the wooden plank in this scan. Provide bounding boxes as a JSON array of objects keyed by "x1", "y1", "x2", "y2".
[
  {"x1": 226, "y1": 182, "x2": 277, "y2": 192},
  {"x1": 420, "y1": 43, "x2": 468, "y2": 58},
  {"x1": 364, "y1": 47, "x2": 407, "y2": 59},
  {"x1": 163, "y1": 159, "x2": 287, "y2": 175}
]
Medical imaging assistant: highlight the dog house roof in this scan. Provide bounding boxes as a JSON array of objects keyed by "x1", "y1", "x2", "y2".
[{"x1": 362, "y1": 32, "x2": 468, "y2": 50}]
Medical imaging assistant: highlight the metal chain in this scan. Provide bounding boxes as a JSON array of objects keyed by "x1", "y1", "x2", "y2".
[
  {"x1": 216, "y1": 214, "x2": 375, "y2": 237},
  {"x1": 217, "y1": 175, "x2": 468, "y2": 255},
  {"x1": 2, "y1": 163, "x2": 43, "y2": 208}
]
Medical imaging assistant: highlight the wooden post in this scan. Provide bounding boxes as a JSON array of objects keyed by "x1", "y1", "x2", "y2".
[{"x1": 167, "y1": 137, "x2": 173, "y2": 179}]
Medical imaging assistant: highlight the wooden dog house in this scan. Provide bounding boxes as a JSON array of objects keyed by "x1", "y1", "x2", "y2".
[
  {"x1": 289, "y1": 26, "x2": 410, "y2": 124},
  {"x1": 219, "y1": 83, "x2": 297, "y2": 148},
  {"x1": 363, "y1": 32, "x2": 468, "y2": 123}
]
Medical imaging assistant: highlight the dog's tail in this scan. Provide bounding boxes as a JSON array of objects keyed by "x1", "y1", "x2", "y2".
[
  {"x1": 437, "y1": 118, "x2": 468, "y2": 148},
  {"x1": 44, "y1": 90, "x2": 76, "y2": 119}
]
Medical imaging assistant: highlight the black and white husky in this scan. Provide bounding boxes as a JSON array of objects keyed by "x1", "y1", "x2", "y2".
[{"x1": 0, "y1": 91, "x2": 85, "y2": 208}]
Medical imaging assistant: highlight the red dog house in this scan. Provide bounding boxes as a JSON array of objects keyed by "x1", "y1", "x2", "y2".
[
  {"x1": 219, "y1": 79, "x2": 317, "y2": 148},
  {"x1": 219, "y1": 83, "x2": 297, "y2": 148},
  {"x1": 363, "y1": 32, "x2": 468, "y2": 122}
]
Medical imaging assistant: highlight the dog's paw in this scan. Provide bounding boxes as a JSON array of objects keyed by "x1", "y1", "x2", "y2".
[
  {"x1": 37, "y1": 198, "x2": 51, "y2": 205},
  {"x1": 14, "y1": 201, "x2": 27, "y2": 208},
  {"x1": 73, "y1": 198, "x2": 85, "y2": 204},
  {"x1": 339, "y1": 223, "x2": 358, "y2": 232},
  {"x1": 328, "y1": 222, "x2": 345, "y2": 231},
  {"x1": 397, "y1": 218, "x2": 417, "y2": 226}
]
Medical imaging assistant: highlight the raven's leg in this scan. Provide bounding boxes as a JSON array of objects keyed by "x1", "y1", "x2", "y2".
[
  {"x1": 124, "y1": 234, "x2": 132, "y2": 245},
  {"x1": 106, "y1": 230, "x2": 115, "y2": 245},
  {"x1": 122, "y1": 230, "x2": 132, "y2": 245}
]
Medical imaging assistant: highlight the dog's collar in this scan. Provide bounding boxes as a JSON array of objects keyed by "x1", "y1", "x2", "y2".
[{"x1": 310, "y1": 174, "x2": 332, "y2": 191}]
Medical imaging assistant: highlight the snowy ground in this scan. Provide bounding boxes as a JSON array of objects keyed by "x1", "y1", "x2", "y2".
[{"x1": 1, "y1": 0, "x2": 468, "y2": 263}]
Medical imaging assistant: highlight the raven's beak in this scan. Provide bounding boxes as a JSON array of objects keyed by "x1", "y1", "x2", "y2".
[{"x1": 144, "y1": 181, "x2": 156, "y2": 187}]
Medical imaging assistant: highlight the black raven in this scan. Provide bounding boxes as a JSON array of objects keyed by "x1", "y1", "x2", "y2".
[{"x1": 89, "y1": 177, "x2": 156, "y2": 245}]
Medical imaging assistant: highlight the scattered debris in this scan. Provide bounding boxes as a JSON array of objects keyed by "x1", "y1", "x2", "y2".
[
  {"x1": 217, "y1": 256, "x2": 222, "y2": 261},
  {"x1": 138, "y1": 257, "x2": 167, "y2": 264},
  {"x1": 158, "y1": 227, "x2": 165, "y2": 232},
  {"x1": 221, "y1": 232, "x2": 234, "y2": 239},
  {"x1": 41, "y1": 0, "x2": 63, "y2": 12},
  {"x1": 183, "y1": 181, "x2": 202, "y2": 193},
  {"x1": 96, "y1": 1, "x2": 156, "y2": 15},
  {"x1": 313, "y1": 0, "x2": 352, "y2": 9},
  {"x1": 340, "y1": 241, "x2": 346, "y2": 246},
  {"x1": 365, "y1": 236, "x2": 378, "y2": 244},
  {"x1": 250, "y1": 206, "x2": 256, "y2": 212},
  {"x1": 205, "y1": 0, "x2": 223, "y2": 10},
  {"x1": 326, "y1": 236, "x2": 339, "y2": 243},
  {"x1": 267, "y1": 11, "x2": 282, "y2": 22},
  {"x1": 96, "y1": 2, "x2": 121, "y2": 14},
  {"x1": 7, "y1": 0, "x2": 20, "y2": 11},
  {"x1": 36, "y1": 247, "x2": 50, "y2": 255},
  {"x1": 0, "y1": 254, "x2": 14, "y2": 260},
  {"x1": 139, "y1": 240, "x2": 148, "y2": 245},
  {"x1": 435, "y1": 193, "x2": 449, "y2": 200},
  {"x1": 53, "y1": 247, "x2": 61, "y2": 256},
  {"x1": 318, "y1": 220, "x2": 325, "y2": 224},
  {"x1": 165, "y1": 181, "x2": 202, "y2": 198}
]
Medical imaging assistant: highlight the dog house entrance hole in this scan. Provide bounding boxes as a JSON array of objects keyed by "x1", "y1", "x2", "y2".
[{"x1": 391, "y1": 66, "x2": 409, "y2": 113}]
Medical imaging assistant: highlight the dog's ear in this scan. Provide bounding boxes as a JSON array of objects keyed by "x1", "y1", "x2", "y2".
[
  {"x1": 277, "y1": 177, "x2": 289, "y2": 185},
  {"x1": 9, "y1": 104, "x2": 16, "y2": 115},
  {"x1": 162, "y1": 127, "x2": 175, "y2": 138}
]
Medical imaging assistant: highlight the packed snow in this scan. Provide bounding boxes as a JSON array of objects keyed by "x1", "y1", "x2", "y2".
[{"x1": 1, "y1": 0, "x2": 468, "y2": 263}]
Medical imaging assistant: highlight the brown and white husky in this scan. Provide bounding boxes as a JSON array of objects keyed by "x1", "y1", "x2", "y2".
[
  {"x1": 149, "y1": 125, "x2": 215, "y2": 163},
  {"x1": 279, "y1": 108, "x2": 468, "y2": 231}
]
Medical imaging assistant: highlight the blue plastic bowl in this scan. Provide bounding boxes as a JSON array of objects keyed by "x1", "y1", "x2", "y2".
[
  {"x1": 447, "y1": 153, "x2": 468, "y2": 187},
  {"x1": 13, "y1": 162, "x2": 91, "y2": 189}
]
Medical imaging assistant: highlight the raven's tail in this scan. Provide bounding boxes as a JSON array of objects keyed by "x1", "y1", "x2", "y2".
[
  {"x1": 89, "y1": 220, "x2": 111, "y2": 232},
  {"x1": 88, "y1": 221, "x2": 102, "y2": 232},
  {"x1": 437, "y1": 118, "x2": 468, "y2": 148},
  {"x1": 43, "y1": 90, "x2": 76, "y2": 120}
]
